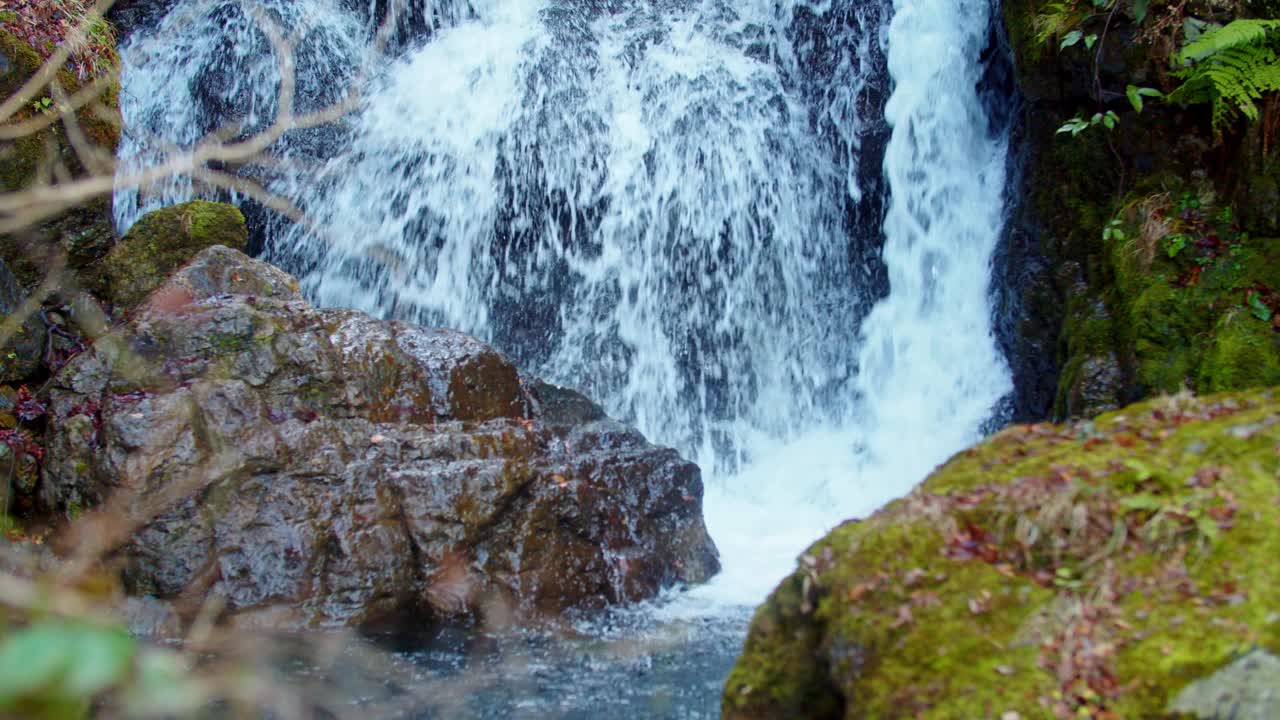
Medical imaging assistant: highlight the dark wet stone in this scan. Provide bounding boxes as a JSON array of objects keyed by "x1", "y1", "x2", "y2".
[{"x1": 0, "y1": 257, "x2": 45, "y2": 383}]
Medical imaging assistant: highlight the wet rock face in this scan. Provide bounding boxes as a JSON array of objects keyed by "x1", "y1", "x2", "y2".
[
  {"x1": 0, "y1": 258, "x2": 44, "y2": 383},
  {"x1": 42, "y1": 246, "x2": 718, "y2": 630}
]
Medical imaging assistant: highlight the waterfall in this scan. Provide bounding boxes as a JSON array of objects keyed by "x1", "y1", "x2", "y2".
[
  {"x1": 849, "y1": 0, "x2": 1013, "y2": 492},
  {"x1": 114, "y1": 0, "x2": 1012, "y2": 609}
]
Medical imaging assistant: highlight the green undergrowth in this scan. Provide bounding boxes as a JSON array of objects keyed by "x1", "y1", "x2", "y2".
[
  {"x1": 0, "y1": 15, "x2": 120, "y2": 199},
  {"x1": 1108, "y1": 192, "x2": 1280, "y2": 393},
  {"x1": 1051, "y1": 181, "x2": 1280, "y2": 418},
  {"x1": 0, "y1": 1, "x2": 119, "y2": 83},
  {"x1": 725, "y1": 388, "x2": 1280, "y2": 719}
]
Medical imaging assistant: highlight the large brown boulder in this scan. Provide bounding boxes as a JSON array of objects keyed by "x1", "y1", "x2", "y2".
[{"x1": 42, "y1": 246, "x2": 719, "y2": 630}]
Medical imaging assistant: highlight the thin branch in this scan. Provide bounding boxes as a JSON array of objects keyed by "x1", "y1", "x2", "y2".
[{"x1": 0, "y1": 72, "x2": 120, "y2": 141}]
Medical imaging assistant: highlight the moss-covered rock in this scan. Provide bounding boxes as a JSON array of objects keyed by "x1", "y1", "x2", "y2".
[
  {"x1": 1198, "y1": 310, "x2": 1280, "y2": 391},
  {"x1": 97, "y1": 200, "x2": 248, "y2": 309},
  {"x1": 1098, "y1": 201, "x2": 1280, "y2": 401},
  {"x1": 725, "y1": 388, "x2": 1280, "y2": 719}
]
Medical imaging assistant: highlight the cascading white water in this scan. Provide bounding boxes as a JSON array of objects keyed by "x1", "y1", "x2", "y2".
[
  {"x1": 113, "y1": 0, "x2": 368, "y2": 229},
  {"x1": 114, "y1": 0, "x2": 1011, "y2": 614},
  {"x1": 848, "y1": 0, "x2": 1013, "y2": 495}
]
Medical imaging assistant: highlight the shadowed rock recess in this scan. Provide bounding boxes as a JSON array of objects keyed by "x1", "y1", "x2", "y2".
[{"x1": 40, "y1": 245, "x2": 719, "y2": 630}]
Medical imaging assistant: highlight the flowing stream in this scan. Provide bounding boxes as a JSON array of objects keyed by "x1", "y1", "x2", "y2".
[{"x1": 114, "y1": 0, "x2": 1014, "y2": 714}]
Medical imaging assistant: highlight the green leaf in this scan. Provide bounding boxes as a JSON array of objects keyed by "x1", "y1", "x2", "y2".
[
  {"x1": 0, "y1": 621, "x2": 135, "y2": 704},
  {"x1": 1061, "y1": 30, "x2": 1083, "y2": 49},
  {"x1": 1182, "y1": 17, "x2": 1210, "y2": 45},
  {"x1": 1196, "y1": 514, "x2": 1220, "y2": 542},
  {"x1": 1248, "y1": 293, "x2": 1273, "y2": 321},
  {"x1": 1178, "y1": 19, "x2": 1276, "y2": 63},
  {"x1": 62, "y1": 626, "x2": 134, "y2": 696},
  {"x1": 1134, "y1": 0, "x2": 1148, "y2": 24},
  {"x1": 1127, "y1": 85, "x2": 1144, "y2": 112},
  {"x1": 122, "y1": 650, "x2": 201, "y2": 717},
  {"x1": 1057, "y1": 117, "x2": 1089, "y2": 135},
  {"x1": 0, "y1": 624, "x2": 70, "y2": 700},
  {"x1": 1120, "y1": 494, "x2": 1165, "y2": 512},
  {"x1": 1102, "y1": 111, "x2": 1117, "y2": 129},
  {"x1": 1124, "y1": 458, "x2": 1154, "y2": 481},
  {"x1": 1138, "y1": 87, "x2": 1164, "y2": 98},
  {"x1": 1085, "y1": 33, "x2": 1098, "y2": 49}
]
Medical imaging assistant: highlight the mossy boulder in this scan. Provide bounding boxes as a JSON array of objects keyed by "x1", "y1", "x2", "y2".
[
  {"x1": 98, "y1": 200, "x2": 248, "y2": 308},
  {"x1": 725, "y1": 388, "x2": 1280, "y2": 719}
]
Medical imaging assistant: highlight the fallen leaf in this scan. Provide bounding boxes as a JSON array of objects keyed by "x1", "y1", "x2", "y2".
[
  {"x1": 890, "y1": 604, "x2": 913, "y2": 629},
  {"x1": 911, "y1": 590, "x2": 941, "y2": 608},
  {"x1": 848, "y1": 582, "x2": 875, "y2": 601}
]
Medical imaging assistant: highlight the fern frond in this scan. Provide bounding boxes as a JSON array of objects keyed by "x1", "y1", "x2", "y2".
[
  {"x1": 1033, "y1": 2, "x2": 1092, "y2": 47},
  {"x1": 1177, "y1": 19, "x2": 1280, "y2": 63},
  {"x1": 1170, "y1": 20, "x2": 1280, "y2": 137}
]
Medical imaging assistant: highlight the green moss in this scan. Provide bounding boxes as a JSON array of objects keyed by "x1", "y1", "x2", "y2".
[
  {"x1": 723, "y1": 571, "x2": 842, "y2": 719},
  {"x1": 726, "y1": 388, "x2": 1280, "y2": 718},
  {"x1": 100, "y1": 201, "x2": 249, "y2": 308},
  {"x1": 0, "y1": 24, "x2": 121, "y2": 294},
  {"x1": 1197, "y1": 310, "x2": 1280, "y2": 391},
  {"x1": 1120, "y1": 237, "x2": 1280, "y2": 398},
  {"x1": 1127, "y1": 279, "x2": 1198, "y2": 393},
  {"x1": 0, "y1": 28, "x2": 44, "y2": 96},
  {"x1": 1054, "y1": 184, "x2": 1280, "y2": 416},
  {"x1": 0, "y1": 26, "x2": 121, "y2": 176}
]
